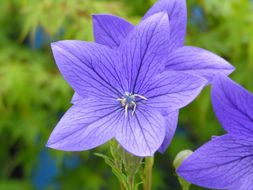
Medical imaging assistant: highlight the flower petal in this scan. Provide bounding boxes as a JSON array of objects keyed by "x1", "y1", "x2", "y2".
[
  {"x1": 212, "y1": 74, "x2": 253, "y2": 137},
  {"x1": 92, "y1": 14, "x2": 134, "y2": 48},
  {"x1": 158, "y1": 110, "x2": 179, "y2": 153},
  {"x1": 119, "y1": 12, "x2": 170, "y2": 93},
  {"x1": 231, "y1": 176, "x2": 253, "y2": 190},
  {"x1": 71, "y1": 92, "x2": 83, "y2": 104},
  {"x1": 115, "y1": 104, "x2": 166, "y2": 157},
  {"x1": 177, "y1": 134, "x2": 253, "y2": 189},
  {"x1": 143, "y1": 0, "x2": 187, "y2": 51},
  {"x1": 51, "y1": 40, "x2": 125, "y2": 99},
  {"x1": 140, "y1": 71, "x2": 207, "y2": 114},
  {"x1": 166, "y1": 46, "x2": 235, "y2": 82},
  {"x1": 47, "y1": 99, "x2": 122, "y2": 151}
]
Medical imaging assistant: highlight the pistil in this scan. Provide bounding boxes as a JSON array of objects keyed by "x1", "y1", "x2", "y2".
[{"x1": 117, "y1": 92, "x2": 147, "y2": 118}]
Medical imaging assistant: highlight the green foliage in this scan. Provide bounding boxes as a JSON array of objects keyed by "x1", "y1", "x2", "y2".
[
  {"x1": 0, "y1": 0, "x2": 252, "y2": 189},
  {"x1": 95, "y1": 141, "x2": 143, "y2": 190}
]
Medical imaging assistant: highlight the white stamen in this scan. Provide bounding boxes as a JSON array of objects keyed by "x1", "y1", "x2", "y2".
[
  {"x1": 117, "y1": 92, "x2": 147, "y2": 118},
  {"x1": 132, "y1": 102, "x2": 137, "y2": 116},
  {"x1": 125, "y1": 104, "x2": 128, "y2": 118},
  {"x1": 133, "y1": 94, "x2": 148, "y2": 100}
]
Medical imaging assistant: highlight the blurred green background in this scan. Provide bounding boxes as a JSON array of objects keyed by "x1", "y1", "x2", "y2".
[{"x1": 1, "y1": 0, "x2": 253, "y2": 189}]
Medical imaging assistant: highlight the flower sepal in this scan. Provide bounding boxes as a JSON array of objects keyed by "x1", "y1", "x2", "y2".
[{"x1": 95, "y1": 140, "x2": 143, "y2": 190}]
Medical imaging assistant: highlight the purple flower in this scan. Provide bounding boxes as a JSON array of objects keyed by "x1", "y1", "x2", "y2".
[
  {"x1": 90, "y1": 0, "x2": 234, "y2": 82},
  {"x1": 47, "y1": 0, "x2": 234, "y2": 156},
  {"x1": 177, "y1": 74, "x2": 253, "y2": 189},
  {"x1": 72, "y1": 0, "x2": 234, "y2": 153},
  {"x1": 47, "y1": 12, "x2": 206, "y2": 157}
]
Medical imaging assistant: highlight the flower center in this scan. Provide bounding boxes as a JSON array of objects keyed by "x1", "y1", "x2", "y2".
[{"x1": 117, "y1": 92, "x2": 147, "y2": 118}]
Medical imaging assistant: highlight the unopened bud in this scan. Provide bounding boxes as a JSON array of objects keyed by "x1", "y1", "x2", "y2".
[
  {"x1": 173, "y1": 149, "x2": 193, "y2": 169},
  {"x1": 173, "y1": 150, "x2": 193, "y2": 190}
]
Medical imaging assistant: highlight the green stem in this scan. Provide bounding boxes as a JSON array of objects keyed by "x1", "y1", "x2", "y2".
[
  {"x1": 122, "y1": 148, "x2": 142, "y2": 190},
  {"x1": 119, "y1": 179, "x2": 126, "y2": 190},
  {"x1": 108, "y1": 141, "x2": 143, "y2": 190},
  {"x1": 143, "y1": 157, "x2": 154, "y2": 190},
  {"x1": 128, "y1": 175, "x2": 135, "y2": 190}
]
